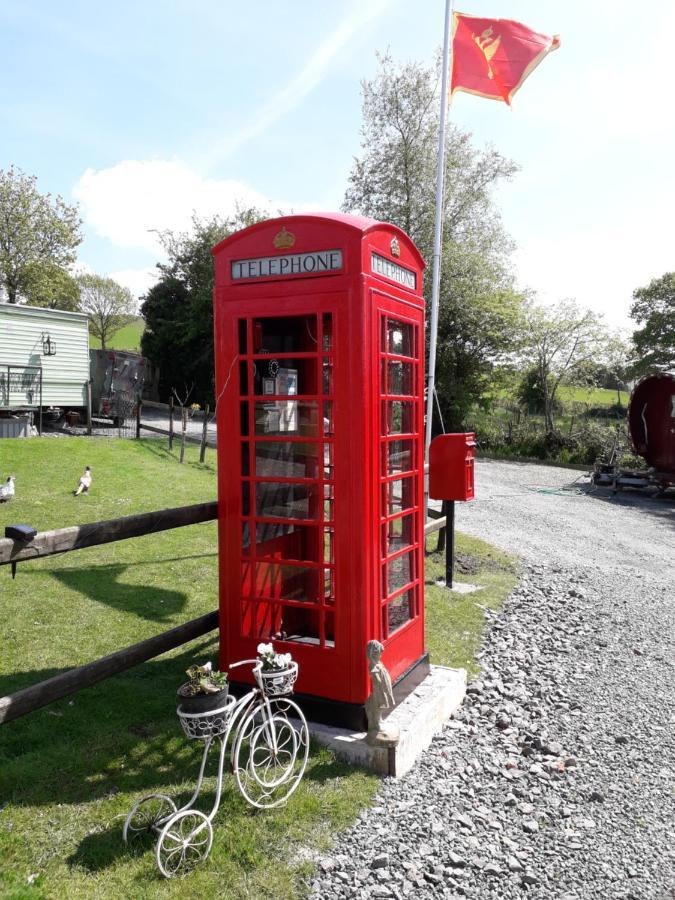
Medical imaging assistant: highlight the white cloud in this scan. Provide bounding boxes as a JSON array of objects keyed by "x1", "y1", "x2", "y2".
[
  {"x1": 73, "y1": 159, "x2": 284, "y2": 253},
  {"x1": 108, "y1": 267, "x2": 158, "y2": 303}
]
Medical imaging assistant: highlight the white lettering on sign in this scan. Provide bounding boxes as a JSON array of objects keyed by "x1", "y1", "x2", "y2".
[
  {"x1": 371, "y1": 252, "x2": 417, "y2": 290},
  {"x1": 231, "y1": 249, "x2": 343, "y2": 280}
]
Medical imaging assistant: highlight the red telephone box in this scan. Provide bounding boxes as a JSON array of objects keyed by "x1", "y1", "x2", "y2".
[{"x1": 212, "y1": 213, "x2": 427, "y2": 727}]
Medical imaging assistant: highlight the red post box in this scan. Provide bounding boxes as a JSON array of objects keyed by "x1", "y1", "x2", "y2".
[
  {"x1": 429, "y1": 433, "x2": 476, "y2": 502},
  {"x1": 212, "y1": 213, "x2": 428, "y2": 728}
]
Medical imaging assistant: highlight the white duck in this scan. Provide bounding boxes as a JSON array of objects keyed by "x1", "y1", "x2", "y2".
[
  {"x1": 74, "y1": 466, "x2": 92, "y2": 496},
  {"x1": 0, "y1": 475, "x2": 15, "y2": 502}
]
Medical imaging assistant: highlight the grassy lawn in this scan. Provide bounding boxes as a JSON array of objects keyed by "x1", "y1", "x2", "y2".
[
  {"x1": 0, "y1": 438, "x2": 516, "y2": 898},
  {"x1": 89, "y1": 318, "x2": 144, "y2": 352}
]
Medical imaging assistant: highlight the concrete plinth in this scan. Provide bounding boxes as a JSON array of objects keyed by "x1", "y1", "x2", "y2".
[{"x1": 307, "y1": 665, "x2": 466, "y2": 777}]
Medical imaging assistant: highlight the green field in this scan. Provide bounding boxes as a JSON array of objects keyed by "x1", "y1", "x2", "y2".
[
  {"x1": 89, "y1": 318, "x2": 144, "y2": 352},
  {"x1": 0, "y1": 438, "x2": 516, "y2": 898}
]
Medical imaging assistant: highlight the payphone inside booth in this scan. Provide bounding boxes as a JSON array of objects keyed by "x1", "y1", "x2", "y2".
[{"x1": 212, "y1": 214, "x2": 428, "y2": 728}]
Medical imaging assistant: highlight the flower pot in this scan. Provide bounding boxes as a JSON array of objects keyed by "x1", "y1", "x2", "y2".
[
  {"x1": 254, "y1": 661, "x2": 298, "y2": 696},
  {"x1": 176, "y1": 684, "x2": 229, "y2": 714}
]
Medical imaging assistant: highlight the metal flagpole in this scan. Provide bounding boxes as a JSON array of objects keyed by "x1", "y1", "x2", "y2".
[{"x1": 424, "y1": 0, "x2": 454, "y2": 523}]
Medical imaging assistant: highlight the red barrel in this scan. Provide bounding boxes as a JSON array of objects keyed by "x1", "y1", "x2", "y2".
[{"x1": 627, "y1": 373, "x2": 675, "y2": 474}]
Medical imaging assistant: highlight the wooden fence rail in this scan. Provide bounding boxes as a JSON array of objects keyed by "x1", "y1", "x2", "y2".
[
  {"x1": 0, "y1": 501, "x2": 218, "y2": 567},
  {"x1": 0, "y1": 611, "x2": 218, "y2": 725}
]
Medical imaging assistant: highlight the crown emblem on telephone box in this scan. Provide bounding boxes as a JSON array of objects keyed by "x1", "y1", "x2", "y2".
[
  {"x1": 390, "y1": 237, "x2": 401, "y2": 258},
  {"x1": 273, "y1": 227, "x2": 296, "y2": 250}
]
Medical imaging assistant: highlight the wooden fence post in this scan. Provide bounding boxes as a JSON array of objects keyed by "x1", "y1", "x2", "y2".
[
  {"x1": 199, "y1": 405, "x2": 209, "y2": 463},
  {"x1": 179, "y1": 406, "x2": 187, "y2": 464},
  {"x1": 168, "y1": 397, "x2": 174, "y2": 450},
  {"x1": 86, "y1": 381, "x2": 93, "y2": 435}
]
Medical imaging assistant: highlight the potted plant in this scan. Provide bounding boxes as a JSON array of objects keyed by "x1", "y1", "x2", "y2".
[
  {"x1": 255, "y1": 643, "x2": 298, "y2": 696},
  {"x1": 177, "y1": 661, "x2": 229, "y2": 714}
]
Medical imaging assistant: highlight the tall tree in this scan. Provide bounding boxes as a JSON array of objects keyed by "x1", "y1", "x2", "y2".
[
  {"x1": 77, "y1": 273, "x2": 134, "y2": 350},
  {"x1": 629, "y1": 272, "x2": 675, "y2": 376},
  {"x1": 343, "y1": 53, "x2": 524, "y2": 429},
  {"x1": 0, "y1": 167, "x2": 81, "y2": 303},
  {"x1": 141, "y1": 209, "x2": 265, "y2": 404},
  {"x1": 520, "y1": 300, "x2": 609, "y2": 432},
  {"x1": 20, "y1": 261, "x2": 80, "y2": 311}
]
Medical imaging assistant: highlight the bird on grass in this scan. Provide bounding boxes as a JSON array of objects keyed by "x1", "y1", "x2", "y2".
[
  {"x1": 73, "y1": 466, "x2": 92, "y2": 496},
  {"x1": 0, "y1": 475, "x2": 15, "y2": 502}
]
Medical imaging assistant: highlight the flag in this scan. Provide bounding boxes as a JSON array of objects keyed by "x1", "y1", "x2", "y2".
[{"x1": 451, "y1": 12, "x2": 560, "y2": 105}]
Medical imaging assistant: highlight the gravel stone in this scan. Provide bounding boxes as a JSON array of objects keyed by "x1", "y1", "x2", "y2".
[{"x1": 308, "y1": 461, "x2": 675, "y2": 900}]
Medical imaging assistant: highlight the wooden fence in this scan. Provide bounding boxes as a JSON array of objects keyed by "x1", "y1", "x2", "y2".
[
  {"x1": 1, "y1": 500, "x2": 447, "y2": 724},
  {"x1": 136, "y1": 400, "x2": 216, "y2": 462}
]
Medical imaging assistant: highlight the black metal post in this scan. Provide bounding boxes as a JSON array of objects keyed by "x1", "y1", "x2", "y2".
[{"x1": 445, "y1": 500, "x2": 455, "y2": 588}]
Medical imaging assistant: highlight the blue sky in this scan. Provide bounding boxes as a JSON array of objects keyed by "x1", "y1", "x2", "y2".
[{"x1": 1, "y1": 0, "x2": 673, "y2": 329}]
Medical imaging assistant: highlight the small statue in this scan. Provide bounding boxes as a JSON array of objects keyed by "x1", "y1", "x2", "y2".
[{"x1": 365, "y1": 640, "x2": 399, "y2": 747}]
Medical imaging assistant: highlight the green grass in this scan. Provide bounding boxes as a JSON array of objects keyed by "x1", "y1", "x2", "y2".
[
  {"x1": 556, "y1": 385, "x2": 628, "y2": 406},
  {"x1": 425, "y1": 535, "x2": 518, "y2": 677},
  {"x1": 89, "y1": 318, "x2": 144, "y2": 352},
  {"x1": 0, "y1": 438, "x2": 515, "y2": 898}
]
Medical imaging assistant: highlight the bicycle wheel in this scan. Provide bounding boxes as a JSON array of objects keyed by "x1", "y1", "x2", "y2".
[
  {"x1": 123, "y1": 793, "x2": 177, "y2": 843},
  {"x1": 233, "y1": 698, "x2": 309, "y2": 809},
  {"x1": 156, "y1": 809, "x2": 213, "y2": 878}
]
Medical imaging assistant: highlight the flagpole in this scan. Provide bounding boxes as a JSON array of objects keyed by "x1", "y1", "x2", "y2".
[{"x1": 424, "y1": 0, "x2": 453, "y2": 522}]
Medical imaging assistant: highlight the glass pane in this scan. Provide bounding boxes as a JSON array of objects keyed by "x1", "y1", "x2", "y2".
[
  {"x1": 281, "y1": 607, "x2": 320, "y2": 646},
  {"x1": 323, "y1": 528, "x2": 334, "y2": 563},
  {"x1": 252, "y1": 359, "x2": 317, "y2": 396},
  {"x1": 323, "y1": 498, "x2": 334, "y2": 522},
  {"x1": 242, "y1": 520, "x2": 251, "y2": 553},
  {"x1": 255, "y1": 442, "x2": 320, "y2": 479},
  {"x1": 386, "y1": 361, "x2": 414, "y2": 395},
  {"x1": 384, "y1": 400, "x2": 414, "y2": 435},
  {"x1": 240, "y1": 402, "x2": 249, "y2": 436},
  {"x1": 254, "y1": 401, "x2": 319, "y2": 436},
  {"x1": 255, "y1": 482, "x2": 323, "y2": 520},
  {"x1": 239, "y1": 361, "x2": 249, "y2": 395},
  {"x1": 241, "y1": 442, "x2": 250, "y2": 476},
  {"x1": 384, "y1": 477, "x2": 415, "y2": 515},
  {"x1": 255, "y1": 562, "x2": 321, "y2": 602},
  {"x1": 324, "y1": 611, "x2": 335, "y2": 648},
  {"x1": 243, "y1": 602, "x2": 282, "y2": 641},
  {"x1": 241, "y1": 482, "x2": 250, "y2": 516},
  {"x1": 238, "y1": 319, "x2": 248, "y2": 354},
  {"x1": 322, "y1": 313, "x2": 333, "y2": 351},
  {"x1": 322, "y1": 359, "x2": 332, "y2": 395},
  {"x1": 388, "y1": 590, "x2": 414, "y2": 633},
  {"x1": 324, "y1": 567, "x2": 333, "y2": 600},
  {"x1": 388, "y1": 552, "x2": 414, "y2": 595},
  {"x1": 386, "y1": 319, "x2": 414, "y2": 357},
  {"x1": 252, "y1": 315, "x2": 318, "y2": 354},
  {"x1": 254, "y1": 522, "x2": 321, "y2": 562},
  {"x1": 323, "y1": 442, "x2": 333, "y2": 480},
  {"x1": 384, "y1": 514, "x2": 415, "y2": 555},
  {"x1": 386, "y1": 440, "x2": 414, "y2": 474},
  {"x1": 323, "y1": 401, "x2": 334, "y2": 436}
]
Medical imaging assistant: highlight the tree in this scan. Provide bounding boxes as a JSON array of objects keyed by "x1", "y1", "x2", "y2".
[
  {"x1": 629, "y1": 272, "x2": 675, "y2": 376},
  {"x1": 141, "y1": 209, "x2": 265, "y2": 404},
  {"x1": 343, "y1": 53, "x2": 525, "y2": 429},
  {"x1": 20, "y1": 260, "x2": 80, "y2": 311},
  {"x1": 520, "y1": 300, "x2": 609, "y2": 432},
  {"x1": 77, "y1": 273, "x2": 134, "y2": 350},
  {"x1": 0, "y1": 166, "x2": 81, "y2": 303}
]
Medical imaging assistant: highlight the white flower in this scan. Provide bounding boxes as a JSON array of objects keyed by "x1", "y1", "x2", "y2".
[
  {"x1": 257, "y1": 642, "x2": 273, "y2": 656},
  {"x1": 202, "y1": 661, "x2": 213, "y2": 673}
]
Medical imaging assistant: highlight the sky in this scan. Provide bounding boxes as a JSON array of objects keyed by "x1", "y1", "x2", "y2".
[{"x1": 1, "y1": 0, "x2": 673, "y2": 331}]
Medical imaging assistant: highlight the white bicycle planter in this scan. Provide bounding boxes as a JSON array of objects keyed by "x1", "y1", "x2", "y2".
[{"x1": 123, "y1": 658, "x2": 309, "y2": 878}]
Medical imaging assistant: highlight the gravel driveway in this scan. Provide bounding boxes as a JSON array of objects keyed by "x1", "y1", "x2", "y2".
[{"x1": 310, "y1": 459, "x2": 675, "y2": 900}]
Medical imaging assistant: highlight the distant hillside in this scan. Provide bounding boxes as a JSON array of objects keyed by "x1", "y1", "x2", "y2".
[{"x1": 89, "y1": 317, "x2": 144, "y2": 351}]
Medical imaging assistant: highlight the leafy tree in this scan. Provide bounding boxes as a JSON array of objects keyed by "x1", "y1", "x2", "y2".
[
  {"x1": 0, "y1": 166, "x2": 81, "y2": 303},
  {"x1": 343, "y1": 53, "x2": 524, "y2": 429},
  {"x1": 20, "y1": 260, "x2": 80, "y2": 311},
  {"x1": 77, "y1": 273, "x2": 134, "y2": 350},
  {"x1": 141, "y1": 209, "x2": 265, "y2": 404},
  {"x1": 629, "y1": 272, "x2": 675, "y2": 375},
  {"x1": 519, "y1": 300, "x2": 609, "y2": 432}
]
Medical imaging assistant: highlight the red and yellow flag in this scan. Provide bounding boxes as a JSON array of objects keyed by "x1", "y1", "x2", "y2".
[{"x1": 451, "y1": 12, "x2": 560, "y2": 105}]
